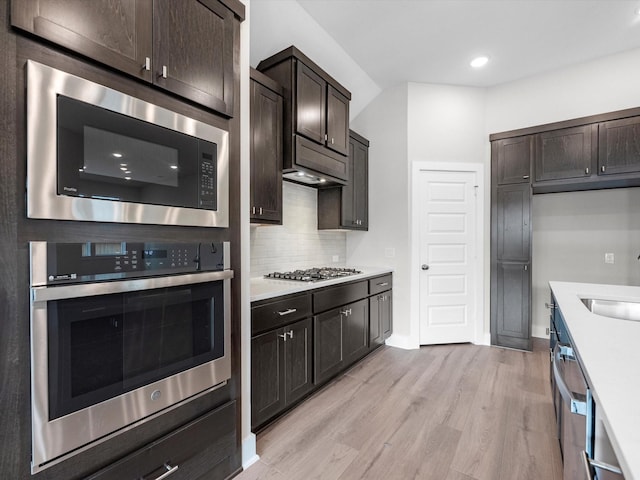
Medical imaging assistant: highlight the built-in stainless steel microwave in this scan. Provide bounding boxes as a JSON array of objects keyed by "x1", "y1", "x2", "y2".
[{"x1": 26, "y1": 60, "x2": 229, "y2": 227}]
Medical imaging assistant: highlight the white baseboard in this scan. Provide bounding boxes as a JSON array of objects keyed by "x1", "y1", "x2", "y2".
[
  {"x1": 385, "y1": 333, "x2": 420, "y2": 350},
  {"x1": 476, "y1": 332, "x2": 491, "y2": 346},
  {"x1": 242, "y1": 433, "x2": 259, "y2": 470}
]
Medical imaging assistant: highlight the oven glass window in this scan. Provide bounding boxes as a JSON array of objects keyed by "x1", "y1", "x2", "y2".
[
  {"x1": 48, "y1": 281, "x2": 224, "y2": 420},
  {"x1": 56, "y1": 95, "x2": 217, "y2": 210}
]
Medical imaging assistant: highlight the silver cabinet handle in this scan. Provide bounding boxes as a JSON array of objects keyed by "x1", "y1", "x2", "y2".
[
  {"x1": 377, "y1": 282, "x2": 389, "y2": 287},
  {"x1": 331, "y1": 137, "x2": 334, "y2": 144},
  {"x1": 601, "y1": 165, "x2": 606, "y2": 173},
  {"x1": 522, "y1": 175, "x2": 530, "y2": 179},
  {"x1": 585, "y1": 167, "x2": 590, "y2": 174},
  {"x1": 153, "y1": 463, "x2": 179, "y2": 480},
  {"x1": 552, "y1": 344, "x2": 586, "y2": 415},
  {"x1": 143, "y1": 56, "x2": 151, "y2": 71},
  {"x1": 251, "y1": 206, "x2": 256, "y2": 215},
  {"x1": 288, "y1": 330, "x2": 294, "y2": 339},
  {"x1": 278, "y1": 333, "x2": 288, "y2": 341},
  {"x1": 160, "y1": 65, "x2": 168, "y2": 79},
  {"x1": 277, "y1": 308, "x2": 297, "y2": 316},
  {"x1": 581, "y1": 451, "x2": 623, "y2": 479},
  {"x1": 259, "y1": 207, "x2": 263, "y2": 215},
  {"x1": 340, "y1": 308, "x2": 352, "y2": 316},
  {"x1": 545, "y1": 302, "x2": 556, "y2": 310}
]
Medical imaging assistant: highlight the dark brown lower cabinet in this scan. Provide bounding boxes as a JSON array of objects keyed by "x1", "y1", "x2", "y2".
[
  {"x1": 495, "y1": 262, "x2": 531, "y2": 351},
  {"x1": 314, "y1": 298, "x2": 368, "y2": 385},
  {"x1": 370, "y1": 291, "x2": 392, "y2": 350},
  {"x1": 251, "y1": 318, "x2": 312, "y2": 430},
  {"x1": 86, "y1": 400, "x2": 236, "y2": 480}
]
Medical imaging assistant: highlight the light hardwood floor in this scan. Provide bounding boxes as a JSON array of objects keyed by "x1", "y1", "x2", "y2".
[{"x1": 237, "y1": 343, "x2": 563, "y2": 480}]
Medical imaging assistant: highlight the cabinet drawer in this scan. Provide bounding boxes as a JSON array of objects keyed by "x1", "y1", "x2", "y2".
[
  {"x1": 86, "y1": 400, "x2": 236, "y2": 480},
  {"x1": 369, "y1": 274, "x2": 392, "y2": 295},
  {"x1": 252, "y1": 294, "x2": 312, "y2": 335},
  {"x1": 313, "y1": 281, "x2": 368, "y2": 314}
]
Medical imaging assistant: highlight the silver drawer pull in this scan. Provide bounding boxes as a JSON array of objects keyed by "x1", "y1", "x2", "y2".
[
  {"x1": 522, "y1": 175, "x2": 530, "y2": 179},
  {"x1": 277, "y1": 308, "x2": 297, "y2": 316},
  {"x1": 153, "y1": 463, "x2": 179, "y2": 480},
  {"x1": 278, "y1": 333, "x2": 288, "y2": 341},
  {"x1": 553, "y1": 344, "x2": 586, "y2": 416},
  {"x1": 340, "y1": 308, "x2": 352, "y2": 316},
  {"x1": 545, "y1": 302, "x2": 556, "y2": 310},
  {"x1": 377, "y1": 282, "x2": 389, "y2": 287}
]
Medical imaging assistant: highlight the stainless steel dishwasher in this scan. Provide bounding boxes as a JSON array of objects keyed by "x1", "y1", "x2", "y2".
[{"x1": 550, "y1": 296, "x2": 625, "y2": 480}]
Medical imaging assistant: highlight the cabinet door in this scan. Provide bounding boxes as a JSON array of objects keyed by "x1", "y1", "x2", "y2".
[
  {"x1": 535, "y1": 125, "x2": 595, "y2": 181},
  {"x1": 250, "y1": 78, "x2": 283, "y2": 224},
  {"x1": 153, "y1": 0, "x2": 235, "y2": 116},
  {"x1": 598, "y1": 116, "x2": 640, "y2": 175},
  {"x1": 251, "y1": 330, "x2": 285, "y2": 429},
  {"x1": 381, "y1": 292, "x2": 393, "y2": 340},
  {"x1": 283, "y1": 318, "x2": 313, "y2": 405},
  {"x1": 495, "y1": 136, "x2": 531, "y2": 185},
  {"x1": 496, "y1": 184, "x2": 530, "y2": 262},
  {"x1": 369, "y1": 292, "x2": 392, "y2": 349},
  {"x1": 326, "y1": 86, "x2": 349, "y2": 156},
  {"x1": 313, "y1": 309, "x2": 343, "y2": 385},
  {"x1": 495, "y1": 262, "x2": 531, "y2": 350},
  {"x1": 11, "y1": 0, "x2": 153, "y2": 82},
  {"x1": 342, "y1": 299, "x2": 369, "y2": 367},
  {"x1": 369, "y1": 295, "x2": 382, "y2": 349},
  {"x1": 295, "y1": 62, "x2": 327, "y2": 144},
  {"x1": 347, "y1": 136, "x2": 369, "y2": 229}
]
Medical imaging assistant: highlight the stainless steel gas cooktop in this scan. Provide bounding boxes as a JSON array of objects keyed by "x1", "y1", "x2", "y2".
[{"x1": 264, "y1": 267, "x2": 362, "y2": 282}]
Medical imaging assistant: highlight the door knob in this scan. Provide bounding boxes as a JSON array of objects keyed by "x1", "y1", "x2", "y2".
[{"x1": 421, "y1": 264, "x2": 429, "y2": 270}]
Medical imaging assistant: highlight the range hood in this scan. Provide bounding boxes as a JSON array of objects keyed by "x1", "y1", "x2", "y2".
[
  {"x1": 283, "y1": 169, "x2": 330, "y2": 185},
  {"x1": 283, "y1": 135, "x2": 349, "y2": 187}
]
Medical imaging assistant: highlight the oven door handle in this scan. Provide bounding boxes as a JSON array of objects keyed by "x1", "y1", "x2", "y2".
[
  {"x1": 553, "y1": 343, "x2": 587, "y2": 416},
  {"x1": 31, "y1": 270, "x2": 234, "y2": 302}
]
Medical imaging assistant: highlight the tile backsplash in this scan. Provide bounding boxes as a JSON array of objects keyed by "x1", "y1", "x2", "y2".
[{"x1": 250, "y1": 182, "x2": 347, "y2": 276}]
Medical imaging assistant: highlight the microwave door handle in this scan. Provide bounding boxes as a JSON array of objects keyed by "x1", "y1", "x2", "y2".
[{"x1": 553, "y1": 344, "x2": 587, "y2": 416}]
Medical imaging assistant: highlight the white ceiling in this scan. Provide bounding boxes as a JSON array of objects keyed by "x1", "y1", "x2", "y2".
[{"x1": 296, "y1": 0, "x2": 640, "y2": 89}]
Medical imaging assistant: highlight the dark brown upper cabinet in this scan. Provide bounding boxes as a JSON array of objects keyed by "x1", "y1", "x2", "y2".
[
  {"x1": 495, "y1": 136, "x2": 532, "y2": 185},
  {"x1": 250, "y1": 69, "x2": 283, "y2": 225},
  {"x1": 11, "y1": 0, "x2": 244, "y2": 117},
  {"x1": 318, "y1": 130, "x2": 369, "y2": 230},
  {"x1": 598, "y1": 116, "x2": 640, "y2": 176},
  {"x1": 534, "y1": 125, "x2": 596, "y2": 182},
  {"x1": 257, "y1": 46, "x2": 351, "y2": 185}
]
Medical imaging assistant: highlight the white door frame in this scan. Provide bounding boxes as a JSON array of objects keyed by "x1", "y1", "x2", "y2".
[{"x1": 410, "y1": 162, "x2": 485, "y2": 346}]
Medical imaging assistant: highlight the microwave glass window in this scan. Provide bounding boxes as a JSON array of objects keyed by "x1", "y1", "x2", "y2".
[
  {"x1": 56, "y1": 95, "x2": 217, "y2": 210},
  {"x1": 83, "y1": 126, "x2": 179, "y2": 187},
  {"x1": 48, "y1": 282, "x2": 224, "y2": 420}
]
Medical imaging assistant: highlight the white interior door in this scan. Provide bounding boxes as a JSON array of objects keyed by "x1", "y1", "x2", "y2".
[{"x1": 419, "y1": 170, "x2": 478, "y2": 345}]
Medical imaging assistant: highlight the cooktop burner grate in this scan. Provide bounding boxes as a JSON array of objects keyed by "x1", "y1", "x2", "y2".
[{"x1": 264, "y1": 267, "x2": 362, "y2": 282}]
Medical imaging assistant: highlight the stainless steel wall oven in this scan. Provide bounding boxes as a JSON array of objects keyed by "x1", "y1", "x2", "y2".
[
  {"x1": 29, "y1": 241, "x2": 233, "y2": 473},
  {"x1": 26, "y1": 60, "x2": 229, "y2": 227}
]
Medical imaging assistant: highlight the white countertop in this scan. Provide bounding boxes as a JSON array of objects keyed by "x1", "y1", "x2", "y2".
[
  {"x1": 250, "y1": 267, "x2": 393, "y2": 302},
  {"x1": 550, "y1": 281, "x2": 640, "y2": 480}
]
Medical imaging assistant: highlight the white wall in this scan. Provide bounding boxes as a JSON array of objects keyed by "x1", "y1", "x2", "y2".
[
  {"x1": 487, "y1": 47, "x2": 640, "y2": 338},
  {"x1": 249, "y1": 0, "x2": 381, "y2": 119},
  {"x1": 348, "y1": 84, "x2": 410, "y2": 343}
]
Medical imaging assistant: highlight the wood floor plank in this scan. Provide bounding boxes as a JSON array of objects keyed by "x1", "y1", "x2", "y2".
[{"x1": 236, "y1": 344, "x2": 563, "y2": 480}]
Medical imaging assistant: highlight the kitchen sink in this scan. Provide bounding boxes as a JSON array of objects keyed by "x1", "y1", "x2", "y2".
[{"x1": 581, "y1": 298, "x2": 640, "y2": 322}]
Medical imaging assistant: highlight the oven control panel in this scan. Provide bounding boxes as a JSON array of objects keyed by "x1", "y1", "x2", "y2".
[{"x1": 33, "y1": 241, "x2": 228, "y2": 285}]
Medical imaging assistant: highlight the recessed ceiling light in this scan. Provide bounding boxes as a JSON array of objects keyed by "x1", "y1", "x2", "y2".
[
  {"x1": 470, "y1": 56, "x2": 489, "y2": 68},
  {"x1": 120, "y1": 167, "x2": 127, "y2": 171},
  {"x1": 112, "y1": 152, "x2": 123, "y2": 158},
  {"x1": 124, "y1": 176, "x2": 131, "y2": 180},
  {"x1": 170, "y1": 165, "x2": 178, "y2": 170}
]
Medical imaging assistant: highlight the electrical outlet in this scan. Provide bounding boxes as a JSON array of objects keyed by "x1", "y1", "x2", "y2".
[
  {"x1": 332, "y1": 255, "x2": 339, "y2": 263},
  {"x1": 605, "y1": 252, "x2": 615, "y2": 264},
  {"x1": 545, "y1": 327, "x2": 550, "y2": 335}
]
